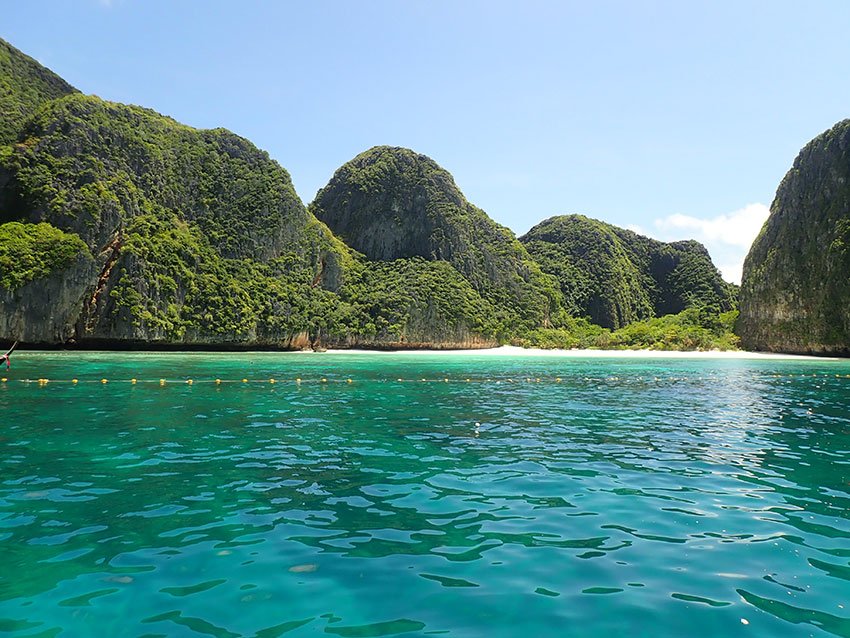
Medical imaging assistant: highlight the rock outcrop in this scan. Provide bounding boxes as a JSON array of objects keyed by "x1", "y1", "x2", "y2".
[
  {"x1": 739, "y1": 120, "x2": 850, "y2": 355},
  {"x1": 521, "y1": 215, "x2": 736, "y2": 329},
  {"x1": 0, "y1": 253, "x2": 95, "y2": 343},
  {"x1": 0, "y1": 42, "x2": 515, "y2": 348},
  {"x1": 311, "y1": 146, "x2": 561, "y2": 333},
  {"x1": 0, "y1": 36, "x2": 743, "y2": 350},
  {"x1": 0, "y1": 90, "x2": 349, "y2": 347}
]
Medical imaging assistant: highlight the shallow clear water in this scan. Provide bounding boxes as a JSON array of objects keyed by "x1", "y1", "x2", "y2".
[{"x1": 1, "y1": 352, "x2": 849, "y2": 637}]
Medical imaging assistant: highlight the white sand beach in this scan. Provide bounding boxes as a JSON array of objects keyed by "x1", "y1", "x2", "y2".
[{"x1": 324, "y1": 345, "x2": 834, "y2": 360}]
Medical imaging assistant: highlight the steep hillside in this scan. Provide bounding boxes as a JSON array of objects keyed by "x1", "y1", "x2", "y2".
[
  {"x1": 739, "y1": 120, "x2": 850, "y2": 355},
  {"x1": 521, "y1": 215, "x2": 736, "y2": 329},
  {"x1": 311, "y1": 146, "x2": 561, "y2": 333},
  {"x1": 0, "y1": 93, "x2": 347, "y2": 345},
  {"x1": 0, "y1": 36, "x2": 744, "y2": 351},
  {"x1": 0, "y1": 40, "x2": 513, "y2": 348},
  {"x1": 0, "y1": 39, "x2": 77, "y2": 145}
]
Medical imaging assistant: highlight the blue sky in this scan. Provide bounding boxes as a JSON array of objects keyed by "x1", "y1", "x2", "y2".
[{"x1": 5, "y1": 1, "x2": 850, "y2": 282}]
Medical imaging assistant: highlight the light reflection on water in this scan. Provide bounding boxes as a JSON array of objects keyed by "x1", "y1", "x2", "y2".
[{"x1": 0, "y1": 352, "x2": 849, "y2": 637}]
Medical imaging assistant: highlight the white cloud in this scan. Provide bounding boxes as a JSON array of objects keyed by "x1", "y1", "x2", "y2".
[
  {"x1": 654, "y1": 203, "x2": 770, "y2": 248},
  {"x1": 651, "y1": 203, "x2": 770, "y2": 285},
  {"x1": 625, "y1": 223, "x2": 646, "y2": 235}
]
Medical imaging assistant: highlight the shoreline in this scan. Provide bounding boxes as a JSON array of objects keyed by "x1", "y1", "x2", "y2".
[
  {"x1": 11, "y1": 345, "x2": 840, "y2": 361},
  {"x1": 321, "y1": 345, "x2": 836, "y2": 360}
]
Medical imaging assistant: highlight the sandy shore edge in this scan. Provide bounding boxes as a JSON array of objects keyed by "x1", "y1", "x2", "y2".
[
  {"x1": 322, "y1": 345, "x2": 834, "y2": 360},
  {"x1": 17, "y1": 346, "x2": 838, "y2": 361}
]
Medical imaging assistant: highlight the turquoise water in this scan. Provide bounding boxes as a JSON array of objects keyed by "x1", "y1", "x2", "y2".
[{"x1": 1, "y1": 352, "x2": 849, "y2": 637}]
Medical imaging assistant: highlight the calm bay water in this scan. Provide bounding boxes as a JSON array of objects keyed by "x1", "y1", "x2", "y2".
[{"x1": 1, "y1": 351, "x2": 849, "y2": 637}]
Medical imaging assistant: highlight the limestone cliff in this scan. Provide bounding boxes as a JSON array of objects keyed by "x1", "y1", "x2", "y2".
[
  {"x1": 0, "y1": 253, "x2": 95, "y2": 343},
  {"x1": 521, "y1": 215, "x2": 736, "y2": 329},
  {"x1": 0, "y1": 90, "x2": 349, "y2": 347},
  {"x1": 0, "y1": 42, "x2": 511, "y2": 349},
  {"x1": 0, "y1": 36, "x2": 742, "y2": 351},
  {"x1": 739, "y1": 120, "x2": 850, "y2": 355},
  {"x1": 311, "y1": 146, "x2": 561, "y2": 333}
]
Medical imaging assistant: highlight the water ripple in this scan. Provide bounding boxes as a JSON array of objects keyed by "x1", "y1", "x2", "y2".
[{"x1": 0, "y1": 353, "x2": 849, "y2": 636}]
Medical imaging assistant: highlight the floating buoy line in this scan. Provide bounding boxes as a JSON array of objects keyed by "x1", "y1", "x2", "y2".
[{"x1": 0, "y1": 373, "x2": 848, "y2": 386}]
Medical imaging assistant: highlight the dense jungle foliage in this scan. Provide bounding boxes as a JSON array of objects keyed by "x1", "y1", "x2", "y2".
[
  {"x1": 310, "y1": 146, "x2": 562, "y2": 334},
  {"x1": 521, "y1": 215, "x2": 737, "y2": 329},
  {"x1": 0, "y1": 36, "x2": 741, "y2": 350},
  {"x1": 516, "y1": 308, "x2": 740, "y2": 351},
  {"x1": 0, "y1": 221, "x2": 89, "y2": 290},
  {"x1": 0, "y1": 39, "x2": 76, "y2": 146}
]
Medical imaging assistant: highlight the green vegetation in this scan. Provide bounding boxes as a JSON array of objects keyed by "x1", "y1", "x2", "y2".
[
  {"x1": 516, "y1": 308, "x2": 740, "y2": 351},
  {"x1": 0, "y1": 94, "x2": 525, "y2": 345},
  {"x1": 336, "y1": 258, "x2": 502, "y2": 344},
  {"x1": 107, "y1": 222, "x2": 503, "y2": 345},
  {"x1": 0, "y1": 39, "x2": 77, "y2": 146},
  {"x1": 0, "y1": 95, "x2": 516, "y2": 345},
  {"x1": 739, "y1": 119, "x2": 850, "y2": 354},
  {"x1": 0, "y1": 36, "x2": 740, "y2": 350},
  {"x1": 310, "y1": 146, "x2": 562, "y2": 335},
  {"x1": 0, "y1": 87, "x2": 358, "y2": 344},
  {"x1": 521, "y1": 215, "x2": 737, "y2": 329},
  {"x1": 0, "y1": 221, "x2": 90, "y2": 290},
  {"x1": 109, "y1": 211, "x2": 351, "y2": 339},
  {"x1": 1, "y1": 93, "x2": 314, "y2": 262}
]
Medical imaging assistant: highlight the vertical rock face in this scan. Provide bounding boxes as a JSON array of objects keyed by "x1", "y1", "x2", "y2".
[
  {"x1": 0, "y1": 253, "x2": 95, "y2": 343},
  {"x1": 3, "y1": 94, "x2": 318, "y2": 262},
  {"x1": 311, "y1": 146, "x2": 459, "y2": 262},
  {"x1": 0, "y1": 219, "x2": 94, "y2": 346},
  {"x1": 739, "y1": 120, "x2": 850, "y2": 355},
  {"x1": 520, "y1": 215, "x2": 735, "y2": 329},
  {"x1": 0, "y1": 37, "x2": 520, "y2": 349},
  {"x1": 0, "y1": 35, "x2": 750, "y2": 350},
  {"x1": 0, "y1": 39, "x2": 514, "y2": 349}
]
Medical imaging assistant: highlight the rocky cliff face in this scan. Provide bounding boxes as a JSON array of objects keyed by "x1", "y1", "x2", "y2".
[
  {"x1": 739, "y1": 120, "x2": 850, "y2": 355},
  {"x1": 2, "y1": 94, "x2": 319, "y2": 262},
  {"x1": 521, "y1": 215, "x2": 736, "y2": 329},
  {"x1": 311, "y1": 146, "x2": 468, "y2": 262},
  {"x1": 0, "y1": 36, "x2": 742, "y2": 350},
  {"x1": 0, "y1": 35, "x2": 359, "y2": 349},
  {"x1": 311, "y1": 146, "x2": 561, "y2": 333},
  {"x1": 0, "y1": 90, "x2": 350, "y2": 347},
  {"x1": 0, "y1": 253, "x2": 95, "y2": 343},
  {"x1": 0, "y1": 41, "x2": 513, "y2": 349}
]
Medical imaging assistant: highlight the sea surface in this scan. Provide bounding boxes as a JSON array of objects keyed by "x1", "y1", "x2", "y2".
[{"x1": 1, "y1": 352, "x2": 849, "y2": 637}]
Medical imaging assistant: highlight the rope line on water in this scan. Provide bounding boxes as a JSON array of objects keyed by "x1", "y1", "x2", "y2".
[{"x1": 1, "y1": 373, "x2": 849, "y2": 386}]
